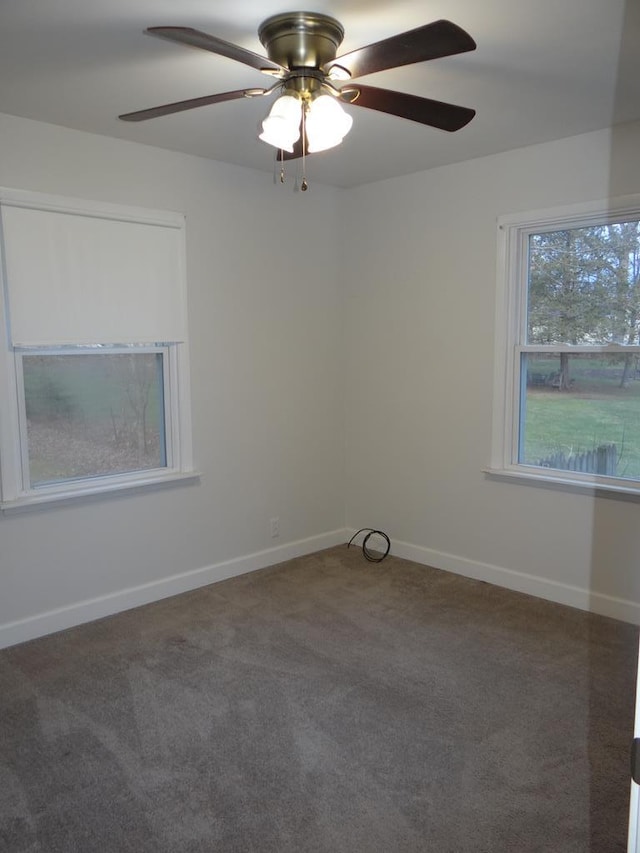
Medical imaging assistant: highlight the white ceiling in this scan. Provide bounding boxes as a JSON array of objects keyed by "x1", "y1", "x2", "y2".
[{"x1": 0, "y1": 0, "x2": 638, "y2": 188}]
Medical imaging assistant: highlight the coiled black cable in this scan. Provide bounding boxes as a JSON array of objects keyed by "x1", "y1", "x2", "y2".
[{"x1": 347, "y1": 528, "x2": 391, "y2": 563}]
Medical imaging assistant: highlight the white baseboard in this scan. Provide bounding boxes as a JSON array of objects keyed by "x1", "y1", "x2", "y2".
[
  {"x1": 0, "y1": 528, "x2": 349, "y2": 650},
  {"x1": 5, "y1": 528, "x2": 637, "y2": 650},
  {"x1": 384, "y1": 536, "x2": 640, "y2": 625}
]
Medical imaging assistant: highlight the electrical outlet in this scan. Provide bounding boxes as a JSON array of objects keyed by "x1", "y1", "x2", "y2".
[{"x1": 270, "y1": 517, "x2": 280, "y2": 538}]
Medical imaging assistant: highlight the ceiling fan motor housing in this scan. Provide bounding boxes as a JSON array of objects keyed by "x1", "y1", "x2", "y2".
[{"x1": 258, "y1": 12, "x2": 344, "y2": 71}]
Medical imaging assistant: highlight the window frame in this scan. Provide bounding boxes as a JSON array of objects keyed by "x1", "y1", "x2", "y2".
[
  {"x1": 0, "y1": 190, "x2": 197, "y2": 512},
  {"x1": 489, "y1": 194, "x2": 640, "y2": 499}
]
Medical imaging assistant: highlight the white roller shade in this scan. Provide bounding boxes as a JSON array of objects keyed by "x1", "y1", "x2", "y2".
[{"x1": 1, "y1": 195, "x2": 187, "y2": 346}]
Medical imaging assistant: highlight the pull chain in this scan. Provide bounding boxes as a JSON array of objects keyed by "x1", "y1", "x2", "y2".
[
  {"x1": 279, "y1": 148, "x2": 285, "y2": 183},
  {"x1": 300, "y1": 106, "x2": 308, "y2": 191}
]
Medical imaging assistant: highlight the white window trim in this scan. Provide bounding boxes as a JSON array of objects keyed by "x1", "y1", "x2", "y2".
[
  {"x1": 0, "y1": 189, "x2": 198, "y2": 512},
  {"x1": 487, "y1": 193, "x2": 640, "y2": 500}
]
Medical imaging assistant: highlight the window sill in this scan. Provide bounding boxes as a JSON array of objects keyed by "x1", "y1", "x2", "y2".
[
  {"x1": 484, "y1": 467, "x2": 640, "y2": 503},
  {"x1": 1, "y1": 470, "x2": 201, "y2": 513}
]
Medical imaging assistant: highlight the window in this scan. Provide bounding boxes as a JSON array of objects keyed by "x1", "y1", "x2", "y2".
[
  {"x1": 21, "y1": 347, "x2": 167, "y2": 485},
  {"x1": 491, "y1": 196, "x2": 640, "y2": 497},
  {"x1": 0, "y1": 189, "x2": 195, "y2": 509}
]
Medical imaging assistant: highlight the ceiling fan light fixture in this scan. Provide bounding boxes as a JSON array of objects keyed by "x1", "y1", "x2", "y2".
[
  {"x1": 306, "y1": 94, "x2": 353, "y2": 153},
  {"x1": 258, "y1": 94, "x2": 302, "y2": 152}
]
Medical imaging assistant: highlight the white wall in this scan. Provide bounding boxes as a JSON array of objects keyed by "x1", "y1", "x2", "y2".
[
  {"x1": 3, "y1": 112, "x2": 640, "y2": 648},
  {"x1": 343, "y1": 120, "x2": 640, "y2": 623},
  {"x1": 0, "y1": 113, "x2": 347, "y2": 647}
]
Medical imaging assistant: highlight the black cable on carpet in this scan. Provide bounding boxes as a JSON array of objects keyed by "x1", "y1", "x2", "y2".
[{"x1": 347, "y1": 528, "x2": 390, "y2": 562}]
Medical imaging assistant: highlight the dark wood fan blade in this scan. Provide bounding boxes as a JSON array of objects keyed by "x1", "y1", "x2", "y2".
[
  {"x1": 326, "y1": 19, "x2": 476, "y2": 79},
  {"x1": 146, "y1": 27, "x2": 286, "y2": 74},
  {"x1": 347, "y1": 84, "x2": 475, "y2": 131},
  {"x1": 119, "y1": 89, "x2": 254, "y2": 122}
]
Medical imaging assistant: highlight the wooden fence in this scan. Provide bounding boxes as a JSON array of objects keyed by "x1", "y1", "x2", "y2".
[{"x1": 538, "y1": 443, "x2": 617, "y2": 476}]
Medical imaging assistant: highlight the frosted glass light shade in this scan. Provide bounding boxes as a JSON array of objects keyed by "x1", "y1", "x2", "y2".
[
  {"x1": 306, "y1": 95, "x2": 353, "y2": 153},
  {"x1": 259, "y1": 95, "x2": 302, "y2": 152}
]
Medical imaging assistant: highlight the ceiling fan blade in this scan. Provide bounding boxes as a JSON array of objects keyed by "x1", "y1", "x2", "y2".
[
  {"x1": 119, "y1": 89, "x2": 255, "y2": 122},
  {"x1": 347, "y1": 84, "x2": 475, "y2": 132},
  {"x1": 146, "y1": 27, "x2": 286, "y2": 75},
  {"x1": 326, "y1": 19, "x2": 476, "y2": 80}
]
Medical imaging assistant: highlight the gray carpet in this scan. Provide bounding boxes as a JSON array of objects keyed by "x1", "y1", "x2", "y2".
[{"x1": 0, "y1": 545, "x2": 637, "y2": 852}]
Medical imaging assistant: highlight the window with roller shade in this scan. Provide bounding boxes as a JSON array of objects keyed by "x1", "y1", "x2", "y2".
[{"x1": 0, "y1": 189, "x2": 195, "y2": 509}]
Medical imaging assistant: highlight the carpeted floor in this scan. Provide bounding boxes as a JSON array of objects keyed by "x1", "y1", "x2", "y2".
[{"x1": 0, "y1": 545, "x2": 637, "y2": 852}]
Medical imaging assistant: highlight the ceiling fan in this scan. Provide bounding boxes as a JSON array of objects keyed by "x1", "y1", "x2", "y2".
[{"x1": 119, "y1": 12, "x2": 476, "y2": 177}]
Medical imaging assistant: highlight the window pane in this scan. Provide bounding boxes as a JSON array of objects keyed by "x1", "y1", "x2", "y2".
[
  {"x1": 527, "y1": 221, "x2": 640, "y2": 345},
  {"x1": 519, "y1": 352, "x2": 640, "y2": 480},
  {"x1": 23, "y1": 352, "x2": 166, "y2": 486}
]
